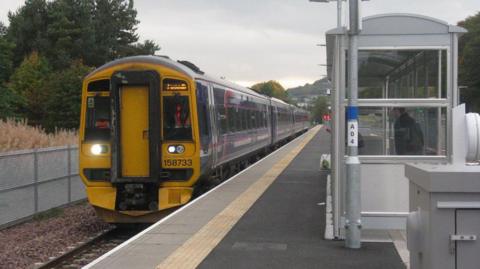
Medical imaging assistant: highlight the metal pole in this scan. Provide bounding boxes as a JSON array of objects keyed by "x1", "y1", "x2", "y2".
[
  {"x1": 337, "y1": 0, "x2": 342, "y2": 27},
  {"x1": 33, "y1": 150, "x2": 39, "y2": 213},
  {"x1": 345, "y1": 0, "x2": 361, "y2": 249},
  {"x1": 67, "y1": 145, "x2": 72, "y2": 203},
  {"x1": 437, "y1": 50, "x2": 442, "y2": 155}
]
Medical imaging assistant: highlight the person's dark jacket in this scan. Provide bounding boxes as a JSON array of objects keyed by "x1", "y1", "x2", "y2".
[{"x1": 394, "y1": 112, "x2": 424, "y2": 155}]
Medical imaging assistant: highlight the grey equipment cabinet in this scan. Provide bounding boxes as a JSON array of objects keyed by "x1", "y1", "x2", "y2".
[{"x1": 405, "y1": 164, "x2": 480, "y2": 269}]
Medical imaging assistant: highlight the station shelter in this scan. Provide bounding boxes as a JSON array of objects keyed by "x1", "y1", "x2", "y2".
[{"x1": 325, "y1": 14, "x2": 467, "y2": 238}]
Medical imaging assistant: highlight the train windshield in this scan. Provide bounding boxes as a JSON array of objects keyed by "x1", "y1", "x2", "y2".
[
  {"x1": 85, "y1": 96, "x2": 110, "y2": 141},
  {"x1": 163, "y1": 95, "x2": 192, "y2": 140}
]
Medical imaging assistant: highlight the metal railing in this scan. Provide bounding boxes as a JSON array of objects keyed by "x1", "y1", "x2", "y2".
[{"x1": 0, "y1": 145, "x2": 85, "y2": 228}]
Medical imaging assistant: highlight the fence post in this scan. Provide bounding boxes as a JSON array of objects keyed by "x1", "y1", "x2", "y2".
[
  {"x1": 33, "y1": 149, "x2": 39, "y2": 213},
  {"x1": 67, "y1": 145, "x2": 72, "y2": 203}
]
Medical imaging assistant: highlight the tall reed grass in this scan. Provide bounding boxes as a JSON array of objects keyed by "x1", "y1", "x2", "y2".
[{"x1": 0, "y1": 119, "x2": 78, "y2": 153}]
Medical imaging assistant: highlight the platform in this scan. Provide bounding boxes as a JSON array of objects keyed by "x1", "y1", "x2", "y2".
[{"x1": 85, "y1": 126, "x2": 406, "y2": 269}]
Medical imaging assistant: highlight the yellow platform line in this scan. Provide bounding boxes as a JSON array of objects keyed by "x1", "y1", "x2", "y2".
[{"x1": 157, "y1": 126, "x2": 321, "y2": 269}]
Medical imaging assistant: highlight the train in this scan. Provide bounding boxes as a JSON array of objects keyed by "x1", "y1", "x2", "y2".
[{"x1": 79, "y1": 55, "x2": 310, "y2": 223}]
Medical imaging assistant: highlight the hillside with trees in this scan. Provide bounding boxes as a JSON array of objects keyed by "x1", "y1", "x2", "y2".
[
  {"x1": 0, "y1": 0, "x2": 159, "y2": 131},
  {"x1": 286, "y1": 78, "x2": 331, "y2": 109},
  {"x1": 458, "y1": 11, "x2": 480, "y2": 112},
  {"x1": 287, "y1": 77, "x2": 331, "y2": 98},
  {"x1": 251, "y1": 80, "x2": 290, "y2": 102},
  {"x1": 250, "y1": 79, "x2": 332, "y2": 124}
]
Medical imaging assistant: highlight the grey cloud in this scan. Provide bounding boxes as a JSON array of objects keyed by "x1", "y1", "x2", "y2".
[{"x1": 1, "y1": 0, "x2": 479, "y2": 88}]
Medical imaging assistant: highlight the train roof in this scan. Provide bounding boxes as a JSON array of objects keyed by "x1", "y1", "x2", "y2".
[
  {"x1": 86, "y1": 55, "x2": 267, "y2": 99},
  {"x1": 270, "y1": 97, "x2": 290, "y2": 106}
]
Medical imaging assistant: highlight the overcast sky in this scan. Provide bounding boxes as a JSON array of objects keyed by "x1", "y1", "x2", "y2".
[{"x1": 1, "y1": 0, "x2": 479, "y2": 88}]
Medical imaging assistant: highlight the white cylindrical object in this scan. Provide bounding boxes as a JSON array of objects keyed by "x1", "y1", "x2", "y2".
[{"x1": 465, "y1": 113, "x2": 480, "y2": 162}]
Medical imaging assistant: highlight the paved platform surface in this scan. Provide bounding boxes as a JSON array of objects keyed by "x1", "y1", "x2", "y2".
[{"x1": 85, "y1": 126, "x2": 405, "y2": 269}]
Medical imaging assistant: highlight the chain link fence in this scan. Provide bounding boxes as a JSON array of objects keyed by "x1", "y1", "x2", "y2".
[{"x1": 0, "y1": 146, "x2": 85, "y2": 228}]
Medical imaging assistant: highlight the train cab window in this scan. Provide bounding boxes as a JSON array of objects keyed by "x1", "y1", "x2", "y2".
[
  {"x1": 163, "y1": 95, "x2": 192, "y2": 140},
  {"x1": 85, "y1": 96, "x2": 111, "y2": 141},
  {"x1": 87, "y1": 79, "x2": 110, "y2": 92}
]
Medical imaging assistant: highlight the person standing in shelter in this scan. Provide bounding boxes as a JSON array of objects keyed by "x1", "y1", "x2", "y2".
[{"x1": 392, "y1": 107, "x2": 424, "y2": 155}]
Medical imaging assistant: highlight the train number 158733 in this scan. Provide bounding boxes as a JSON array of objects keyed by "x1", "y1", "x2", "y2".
[{"x1": 163, "y1": 159, "x2": 192, "y2": 167}]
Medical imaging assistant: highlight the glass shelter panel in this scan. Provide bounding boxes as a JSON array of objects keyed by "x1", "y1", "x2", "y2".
[
  {"x1": 355, "y1": 50, "x2": 447, "y2": 99},
  {"x1": 353, "y1": 107, "x2": 447, "y2": 156}
]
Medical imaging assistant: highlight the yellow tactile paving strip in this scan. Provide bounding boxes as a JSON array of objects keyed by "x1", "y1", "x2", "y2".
[{"x1": 156, "y1": 126, "x2": 320, "y2": 269}]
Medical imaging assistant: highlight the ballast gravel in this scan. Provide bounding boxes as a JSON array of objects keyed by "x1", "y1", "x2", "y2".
[{"x1": 0, "y1": 203, "x2": 112, "y2": 269}]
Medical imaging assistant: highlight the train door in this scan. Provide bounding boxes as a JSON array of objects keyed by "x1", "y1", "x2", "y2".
[
  {"x1": 110, "y1": 70, "x2": 161, "y2": 183},
  {"x1": 120, "y1": 86, "x2": 149, "y2": 176},
  {"x1": 195, "y1": 81, "x2": 213, "y2": 168},
  {"x1": 271, "y1": 104, "x2": 277, "y2": 143},
  {"x1": 207, "y1": 83, "x2": 219, "y2": 166},
  {"x1": 267, "y1": 104, "x2": 274, "y2": 144}
]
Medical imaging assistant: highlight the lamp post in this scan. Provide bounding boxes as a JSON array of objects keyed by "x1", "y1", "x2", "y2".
[
  {"x1": 345, "y1": 0, "x2": 361, "y2": 250},
  {"x1": 310, "y1": 0, "x2": 363, "y2": 249}
]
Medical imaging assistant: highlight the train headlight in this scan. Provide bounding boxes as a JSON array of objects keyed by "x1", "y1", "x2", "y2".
[
  {"x1": 176, "y1": 145, "x2": 185, "y2": 154},
  {"x1": 167, "y1": 145, "x2": 185, "y2": 154},
  {"x1": 91, "y1": 144, "x2": 107, "y2": 155},
  {"x1": 168, "y1": 145, "x2": 177, "y2": 153}
]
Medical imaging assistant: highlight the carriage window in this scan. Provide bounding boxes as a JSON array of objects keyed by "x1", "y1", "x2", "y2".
[
  {"x1": 241, "y1": 109, "x2": 247, "y2": 130},
  {"x1": 236, "y1": 106, "x2": 242, "y2": 131},
  {"x1": 85, "y1": 96, "x2": 110, "y2": 141},
  {"x1": 246, "y1": 110, "x2": 252, "y2": 129},
  {"x1": 227, "y1": 106, "x2": 236, "y2": 132},
  {"x1": 163, "y1": 96, "x2": 192, "y2": 140},
  {"x1": 263, "y1": 107, "x2": 267, "y2": 127}
]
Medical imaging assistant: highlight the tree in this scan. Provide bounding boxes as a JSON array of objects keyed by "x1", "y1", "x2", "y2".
[
  {"x1": 8, "y1": 52, "x2": 51, "y2": 125},
  {"x1": 122, "y1": 39, "x2": 161, "y2": 56},
  {"x1": 7, "y1": 0, "x2": 50, "y2": 67},
  {"x1": 0, "y1": 22, "x2": 14, "y2": 82},
  {"x1": 90, "y1": 0, "x2": 159, "y2": 65},
  {"x1": 0, "y1": 22, "x2": 18, "y2": 118},
  {"x1": 7, "y1": 0, "x2": 160, "y2": 69},
  {"x1": 0, "y1": 86, "x2": 19, "y2": 119},
  {"x1": 3, "y1": 0, "x2": 160, "y2": 130},
  {"x1": 458, "y1": 12, "x2": 480, "y2": 112},
  {"x1": 251, "y1": 80, "x2": 289, "y2": 102},
  {"x1": 44, "y1": 60, "x2": 93, "y2": 130},
  {"x1": 310, "y1": 96, "x2": 329, "y2": 123},
  {"x1": 44, "y1": 0, "x2": 97, "y2": 69}
]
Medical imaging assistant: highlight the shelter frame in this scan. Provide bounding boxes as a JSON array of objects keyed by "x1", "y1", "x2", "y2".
[{"x1": 326, "y1": 13, "x2": 466, "y2": 238}]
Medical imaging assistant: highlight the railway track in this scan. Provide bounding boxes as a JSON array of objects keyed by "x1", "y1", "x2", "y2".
[
  {"x1": 33, "y1": 139, "x2": 295, "y2": 269},
  {"x1": 37, "y1": 225, "x2": 148, "y2": 269},
  {"x1": 34, "y1": 158, "x2": 259, "y2": 269}
]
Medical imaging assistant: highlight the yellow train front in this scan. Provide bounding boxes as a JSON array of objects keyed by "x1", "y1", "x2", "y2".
[
  {"x1": 79, "y1": 55, "x2": 310, "y2": 223},
  {"x1": 79, "y1": 56, "x2": 203, "y2": 223}
]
